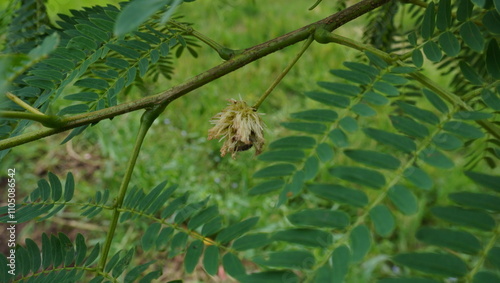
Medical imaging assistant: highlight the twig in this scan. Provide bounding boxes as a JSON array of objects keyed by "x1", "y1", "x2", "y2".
[{"x1": 253, "y1": 34, "x2": 315, "y2": 110}]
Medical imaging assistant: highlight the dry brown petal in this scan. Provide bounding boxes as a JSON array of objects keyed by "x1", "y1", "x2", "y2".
[{"x1": 208, "y1": 98, "x2": 265, "y2": 158}]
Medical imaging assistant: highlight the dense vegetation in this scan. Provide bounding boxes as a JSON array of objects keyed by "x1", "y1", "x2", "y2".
[{"x1": 0, "y1": 0, "x2": 499, "y2": 282}]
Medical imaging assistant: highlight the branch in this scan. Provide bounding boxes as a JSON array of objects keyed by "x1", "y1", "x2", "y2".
[
  {"x1": 0, "y1": 0, "x2": 390, "y2": 151},
  {"x1": 98, "y1": 104, "x2": 166, "y2": 271},
  {"x1": 1, "y1": 92, "x2": 64, "y2": 128},
  {"x1": 169, "y1": 20, "x2": 239, "y2": 60},
  {"x1": 0, "y1": 111, "x2": 62, "y2": 128}
]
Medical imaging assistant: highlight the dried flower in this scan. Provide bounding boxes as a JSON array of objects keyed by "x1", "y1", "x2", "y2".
[{"x1": 208, "y1": 98, "x2": 265, "y2": 158}]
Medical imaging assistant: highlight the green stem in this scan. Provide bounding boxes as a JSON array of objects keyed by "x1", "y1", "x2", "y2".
[
  {"x1": 253, "y1": 34, "x2": 315, "y2": 110},
  {"x1": 3, "y1": 92, "x2": 64, "y2": 127},
  {"x1": 0, "y1": 0, "x2": 390, "y2": 151},
  {"x1": 315, "y1": 31, "x2": 500, "y2": 140},
  {"x1": 97, "y1": 104, "x2": 166, "y2": 271},
  {"x1": 410, "y1": 72, "x2": 500, "y2": 140},
  {"x1": 462, "y1": 80, "x2": 500, "y2": 102},
  {"x1": 170, "y1": 20, "x2": 239, "y2": 60},
  {"x1": 314, "y1": 29, "x2": 393, "y2": 61},
  {"x1": 467, "y1": 224, "x2": 500, "y2": 281},
  {"x1": 6, "y1": 91, "x2": 44, "y2": 115},
  {"x1": 305, "y1": 108, "x2": 450, "y2": 282},
  {"x1": 0, "y1": 111, "x2": 63, "y2": 128},
  {"x1": 308, "y1": 0, "x2": 323, "y2": 10}
]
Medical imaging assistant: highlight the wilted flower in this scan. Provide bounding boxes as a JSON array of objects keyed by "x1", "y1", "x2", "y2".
[{"x1": 208, "y1": 98, "x2": 265, "y2": 159}]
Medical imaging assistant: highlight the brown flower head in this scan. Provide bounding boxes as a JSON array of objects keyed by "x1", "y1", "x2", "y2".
[{"x1": 208, "y1": 98, "x2": 265, "y2": 158}]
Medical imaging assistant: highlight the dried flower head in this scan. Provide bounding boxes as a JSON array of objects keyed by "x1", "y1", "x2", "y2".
[{"x1": 208, "y1": 98, "x2": 265, "y2": 159}]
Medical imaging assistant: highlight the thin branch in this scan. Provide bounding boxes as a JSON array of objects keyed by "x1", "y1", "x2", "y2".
[
  {"x1": 1, "y1": 111, "x2": 47, "y2": 122},
  {"x1": 411, "y1": 72, "x2": 500, "y2": 140},
  {"x1": 253, "y1": 35, "x2": 315, "y2": 110},
  {"x1": 0, "y1": 0, "x2": 390, "y2": 151},
  {"x1": 462, "y1": 80, "x2": 500, "y2": 102},
  {"x1": 0, "y1": 110, "x2": 63, "y2": 128},
  {"x1": 98, "y1": 103, "x2": 166, "y2": 271},
  {"x1": 309, "y1": 0, "x2": 323, "y2": 10},
  {"x1": 6, "y1": 92, "x2": 44, "y2": 115},
  {"x1": 170, "y1": 20, "x2": 240, "y2": 60},
  {"x1": 314, "y1": 31, "x2": 500, "y2": 140}
]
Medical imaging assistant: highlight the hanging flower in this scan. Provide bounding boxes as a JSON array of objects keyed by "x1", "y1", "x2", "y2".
[{"x1": 208, "y1": 98, "x2": 265, "y2": 159}]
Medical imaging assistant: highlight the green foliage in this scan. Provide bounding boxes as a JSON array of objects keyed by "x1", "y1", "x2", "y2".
[
  {"x1": 0, "y1": 232, "x2": 103, "y2": 282},
  {"x1": 1, "y1": 0, "x2": 500, "y2": 282},
  {"x1": 0, "y1": 0, "x2": 198, "y2": 153}
]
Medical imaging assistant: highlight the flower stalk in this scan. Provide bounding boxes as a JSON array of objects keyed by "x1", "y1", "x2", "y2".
[{"x1": 253, "y1": 34, "x2": 315, "y2": 110}]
